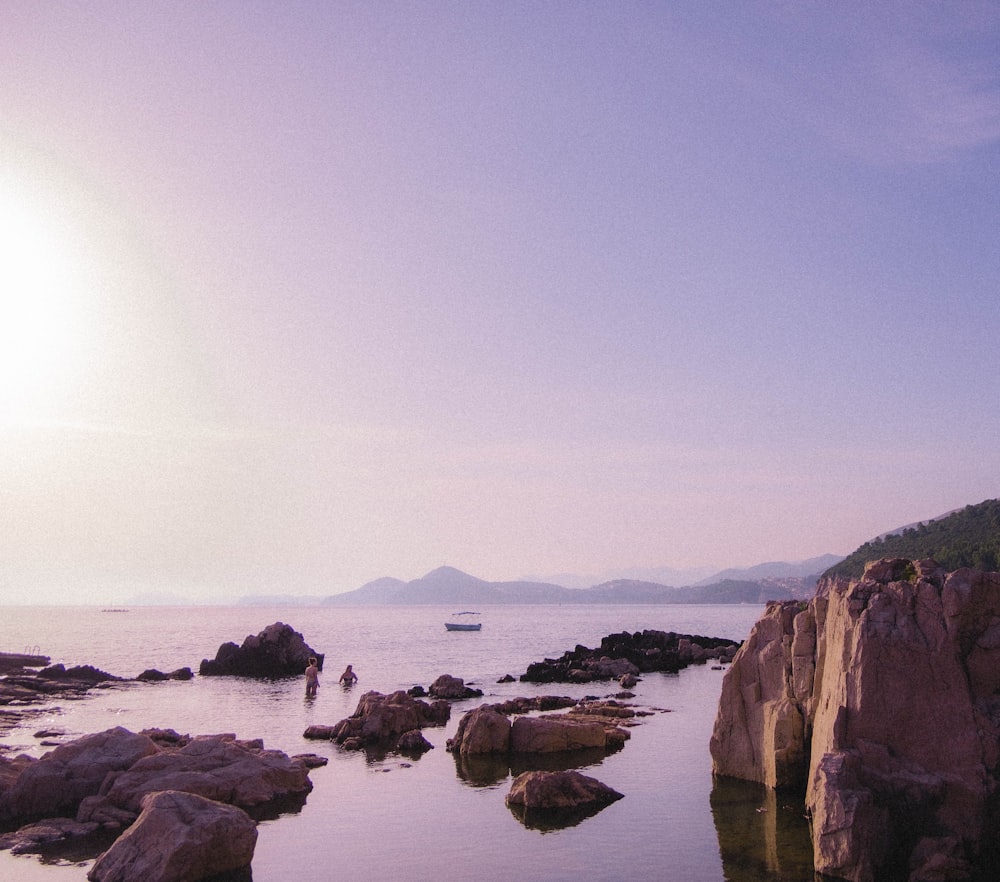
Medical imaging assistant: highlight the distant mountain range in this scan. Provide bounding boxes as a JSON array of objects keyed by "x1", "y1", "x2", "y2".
[{"x1": 311, "y1": 556, "x2": 844, "y2": 607}]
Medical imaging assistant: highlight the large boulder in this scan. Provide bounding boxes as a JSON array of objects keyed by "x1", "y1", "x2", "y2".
[
  {"x1": 0, "y1": 727, "x2": 159, "y2": 827},
  {"x1": 711, "y1": 559, "x2": 1000, "y2": 882},
  {"x1": 447, "y1": 706, "x2": 511, "y2": 756},
  {"x1": 506, "y1": 769, "x2": 624, "y2": 810},
  {"x1": 87, "y1": 790, "x2": 256, "y2": 882},
  {"x1": 97, "y1": 734, "x2": 312, "y2": 816},
  {"x1": 505, "y1": 770, "x2": 623, "y2": 829},
  {"x1": 199, "y1": 622, "x2": 323, "y2": 677}
]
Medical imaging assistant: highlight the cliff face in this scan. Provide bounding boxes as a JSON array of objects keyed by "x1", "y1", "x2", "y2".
[{"x1": 710, "y1": 559, "x2": 1000, "y2": 882}]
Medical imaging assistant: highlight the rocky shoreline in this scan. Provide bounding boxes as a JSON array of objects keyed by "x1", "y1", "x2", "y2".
[{"x1": 1, "y1": 622, "x2": 742, "y2": 881}]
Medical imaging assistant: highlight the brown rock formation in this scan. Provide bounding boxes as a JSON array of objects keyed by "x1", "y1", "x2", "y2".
[
  {"x1": 427, "y1": 674, "x2": 483, "y2": 699},
  {"x1": 710, "y1": 559, "x2": 1000, "y2": 882},
  {"x1": 505, "y1": 770, "x2": 623, "y2": 830},
  {"x1": 310, "y1": 690, "x2": 451, "y2": 752},
  {"x1": 0, "y1": 727, "x2": 159, "y2": 826},
  {"x1": 87, "y1": 790, "x2": 257, "y2": 882}
]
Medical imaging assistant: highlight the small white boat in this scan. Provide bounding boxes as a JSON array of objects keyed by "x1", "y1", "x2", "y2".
[{"x1": 445, "y1": 612, "x2": 481, "y2": 631}]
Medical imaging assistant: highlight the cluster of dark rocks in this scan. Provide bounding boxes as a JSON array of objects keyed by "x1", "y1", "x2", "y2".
[
  {"x1": 0, "y1": 725, "x2": 322, "y2": 881},
  {"x1": 0, "y1": 621, "x2": 740, "y2": 878},
  {"x1": 520, "y1": 628, "x2": 741, "y2": 683}
]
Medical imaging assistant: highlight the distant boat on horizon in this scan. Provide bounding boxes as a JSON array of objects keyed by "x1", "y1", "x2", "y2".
[{"x1": 445, "y1": 611, "x2": 481, "y2": 631}]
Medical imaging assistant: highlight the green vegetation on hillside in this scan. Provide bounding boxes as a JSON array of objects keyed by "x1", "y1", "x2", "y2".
[{"x1": 824, "y1": 499, "x2": 1000, "y2": 581}]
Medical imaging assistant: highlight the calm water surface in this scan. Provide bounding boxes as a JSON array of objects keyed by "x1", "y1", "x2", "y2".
[{"x1": 0, "y1": 604, "x2": 814, "y2": 881}]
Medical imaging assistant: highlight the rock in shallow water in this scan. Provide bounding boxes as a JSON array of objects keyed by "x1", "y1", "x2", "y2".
[{"x1": 87, "y1": 790, "x2": 257, "y2": 882}]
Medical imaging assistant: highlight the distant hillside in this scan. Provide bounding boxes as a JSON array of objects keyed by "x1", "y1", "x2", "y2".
[
  {"x1": 323, "y1": 565, "x2": 818, "y2": 606},
  {"x1": 694, "y1": 554, "x2": 844, "y2": 585},
  {"x1": 823, "y1": 499, "x2": 1000, "y2": 581},
  {"x1": 322, "y1": 566, "x2": 573, "y2": 606},
  {"x1": 583, "y1": 578, "x2": 815, "y2": 604}
]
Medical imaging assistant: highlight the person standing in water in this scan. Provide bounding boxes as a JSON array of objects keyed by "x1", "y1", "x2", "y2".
[
  {"x1": 339, "y1": 664, "x2": 357, "y2": 685},
  {"x1": 304, "y1": 657, "x2": 320, "y2": 697}
]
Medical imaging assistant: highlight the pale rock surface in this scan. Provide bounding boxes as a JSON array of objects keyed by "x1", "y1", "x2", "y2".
[{"x1": 710, "y1": 559, "x2": 1000, "y2": 881}]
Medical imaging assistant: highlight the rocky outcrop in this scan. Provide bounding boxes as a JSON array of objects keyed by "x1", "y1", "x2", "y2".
[
  {"x1": 0, "y1": 727, "x2": 159, "y2": 826},
  {"x1": 199, "y1": 622, "x2": 323, "y2": 678},
  {"x1": 135, "y1": 668, "x2": 193, "y2": 682},
  {"x1": 305, "y1": 690, "x2": 451, "y2": 752},
  {"x1": 447, "y1": 700, "x2": 633, "y2": 757},
  {"x1": 95, "y1": 734, "x2": 312, "y2": 817},
  {"x1": 505, "y1": 770, "x2": 623, "y2": 830},
  {"x1": 521, "y1": 629, "x2": 740, "y2": 683},
  {"x1": 0, "y1": 726, "x2": 313, "y2": 868},
  {"x1": 428, "y1": 674, "x2": 483, "y2": 699},
  {"x1": 710, "y1": 559, "x2": 1000, "y2": 882},
  {"x1": 87, "y1": 790, "x2": 257, "y2": 882}
]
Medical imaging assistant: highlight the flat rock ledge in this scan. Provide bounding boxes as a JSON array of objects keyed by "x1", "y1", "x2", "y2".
[
  {"x1": 711, "y1": 559, "x2": 1000, "y2": 882},
  {"x1": 447, "y1": 699, "x2": 637, "y2": 758},
  {"x1": 520, "y1": 629, "x2": 740, "y2": 683}
]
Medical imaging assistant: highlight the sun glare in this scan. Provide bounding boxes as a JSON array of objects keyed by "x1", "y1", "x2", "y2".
[{"x1": 0, "y1": 187, "x2": 88, "y2": 422}]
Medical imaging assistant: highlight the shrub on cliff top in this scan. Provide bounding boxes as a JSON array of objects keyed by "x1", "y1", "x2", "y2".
[{"x1": 824, "y1": 498, "x2": 1000, "y2": 581}]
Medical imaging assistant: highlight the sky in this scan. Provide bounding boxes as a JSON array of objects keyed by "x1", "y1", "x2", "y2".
[{"x1": 2, "y1": 2, "x2": 999, "y2": 604}]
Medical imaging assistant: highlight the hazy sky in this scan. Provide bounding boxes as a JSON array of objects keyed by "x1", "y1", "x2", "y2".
[{"x1": 2, "y1": 2, "x2": 999, "y2": 603}]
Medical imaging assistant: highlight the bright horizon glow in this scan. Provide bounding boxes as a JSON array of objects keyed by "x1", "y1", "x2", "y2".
[
  {"x1": 1, "y1": 4, "x2": 999, "y2": 605},
  {"x1": 0, "y1": 184, "x2": 89, "y2": 422}
]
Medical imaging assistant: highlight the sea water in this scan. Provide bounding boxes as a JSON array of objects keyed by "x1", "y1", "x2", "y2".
[{"x1": 0, "y1": 604, "x2": 815, "y2": 881}]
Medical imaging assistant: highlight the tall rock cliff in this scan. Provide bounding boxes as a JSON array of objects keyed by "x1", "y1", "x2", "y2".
[{"x1": 710, "y1": 558, "x2": 1000, "y2": 882}]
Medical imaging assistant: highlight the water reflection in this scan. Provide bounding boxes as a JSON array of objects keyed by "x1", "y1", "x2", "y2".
[
  {"x1": 453, "y1": 746, "x2": 609, "y2": 787},
  {"x1": 709, "y1": 777, "x2": 816, "y2": 882},
  {"x1": 507, "y1": 798, "x2": 618, "y2": 832}
]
